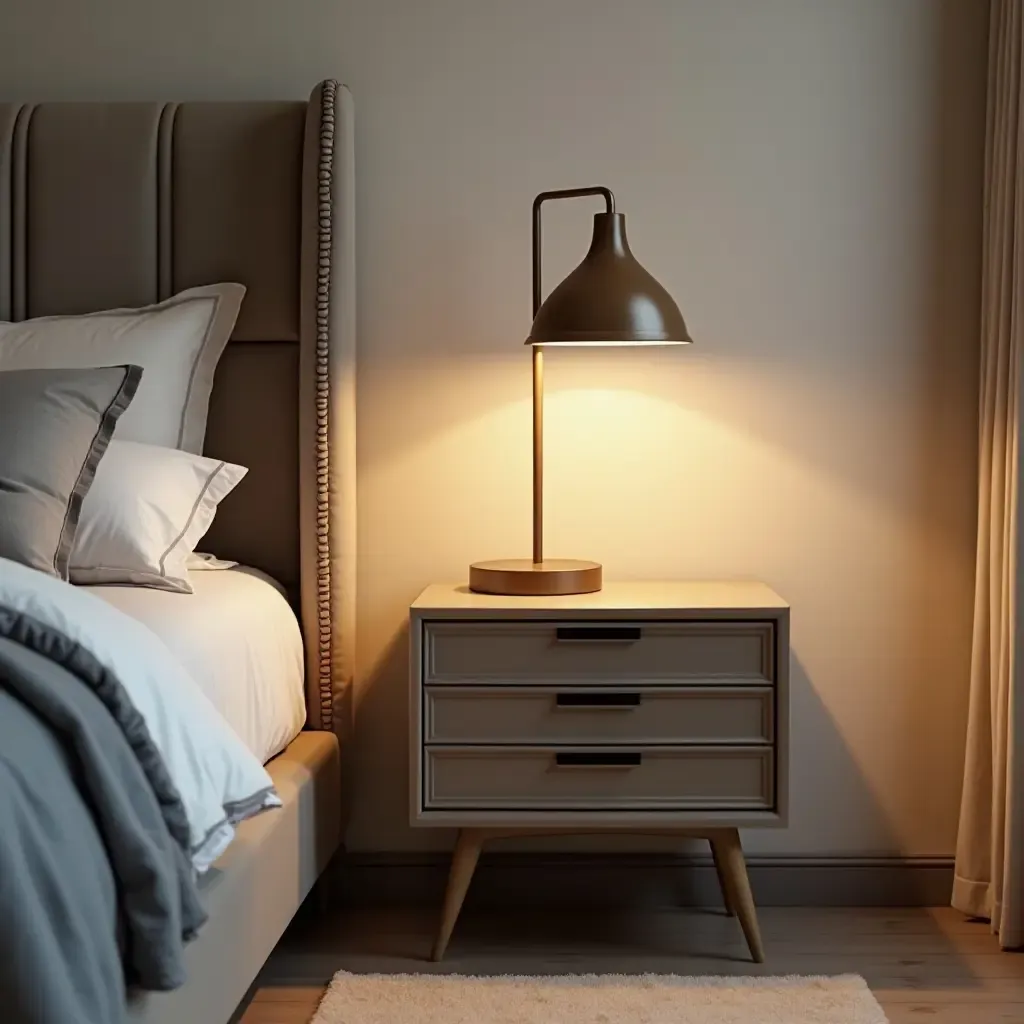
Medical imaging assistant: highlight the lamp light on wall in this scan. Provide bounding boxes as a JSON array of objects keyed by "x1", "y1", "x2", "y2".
[{"x1": 469, "y1": 186, "x2": 692, "y2": 596}]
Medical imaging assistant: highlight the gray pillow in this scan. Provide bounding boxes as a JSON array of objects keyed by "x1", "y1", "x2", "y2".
[{"x1": 0, "y1": 365, "x2": 142, "y2": 578}]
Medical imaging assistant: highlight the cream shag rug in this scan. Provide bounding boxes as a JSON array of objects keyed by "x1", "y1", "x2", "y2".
[{"x1": 311, "y1": 972, "x2": 888, "y2": 1023}]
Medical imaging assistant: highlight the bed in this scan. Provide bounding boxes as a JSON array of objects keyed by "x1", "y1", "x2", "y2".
[{"x1": 0, "y1": 81, "x2": 355, "y2": 1024}]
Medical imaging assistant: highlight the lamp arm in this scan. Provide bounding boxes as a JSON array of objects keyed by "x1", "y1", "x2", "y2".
[
  {"x1": 530, "y1": 186, "x2": 615, "y2": 565},
  {"x1": 532, "y1": 187, "x2": 615, "y2": 315}
]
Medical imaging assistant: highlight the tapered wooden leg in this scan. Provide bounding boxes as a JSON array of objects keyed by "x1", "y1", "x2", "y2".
[
  {"x1": 431, "y1": 829, "x2": 485, "y2": 961},
  {"x1": 710, "y1": 840, "x2": 735, "y2": 916},
  {"x1": 710, "y1": 829, "x2": 764, "y2": 963}
]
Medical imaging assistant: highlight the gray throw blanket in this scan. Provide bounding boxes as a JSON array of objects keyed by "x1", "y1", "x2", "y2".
[{"x1": 0, "y1": 607, "x2": 206, "y2": 1024}]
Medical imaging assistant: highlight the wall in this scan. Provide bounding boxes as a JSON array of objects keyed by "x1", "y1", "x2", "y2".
[{"x1": 0, "y1": 0, "x2": 988, "y2": 857}]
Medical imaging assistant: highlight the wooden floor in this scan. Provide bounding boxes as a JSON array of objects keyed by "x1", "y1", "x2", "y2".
[{"x1": 240, "y1": 905, "x2": 1024, "y2": 1023}]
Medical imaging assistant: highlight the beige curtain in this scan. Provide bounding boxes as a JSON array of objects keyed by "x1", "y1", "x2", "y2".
[{"x1": 954, "y1": 0, "x2": 1024, "y2": 950}]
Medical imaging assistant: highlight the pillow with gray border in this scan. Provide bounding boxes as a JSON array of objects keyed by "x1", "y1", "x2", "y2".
[{"x1": 0, "y1": 365, "x2": 142, "y2": 578}]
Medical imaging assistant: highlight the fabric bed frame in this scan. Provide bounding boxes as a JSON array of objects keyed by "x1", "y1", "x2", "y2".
[{"x1": 0, "y1": 81, "x2": 355, "y2": 1023}]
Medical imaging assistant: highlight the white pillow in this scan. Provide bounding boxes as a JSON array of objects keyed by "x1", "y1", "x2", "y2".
[
  {"x1": 0, "y1": 283, "x2": 244, "y2": 453},
  {"x1": 70, "y1": 440, "x2": 247, "y2": 593},
  {"x1": 0, "y1": 555, "x2": 279, "y2": 872}
]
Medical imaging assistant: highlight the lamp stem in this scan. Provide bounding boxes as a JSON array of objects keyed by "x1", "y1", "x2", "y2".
[
  {"x1": 532, "y1": 345, "x2": 544, "y2": 565},
  {"x1": 528, "y1": 186, "x2": 614, "y2": 569}
]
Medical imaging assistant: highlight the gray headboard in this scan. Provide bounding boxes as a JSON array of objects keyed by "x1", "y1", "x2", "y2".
[{"x1": 0, "y1": 81, "x2": 356, "y2": 733}]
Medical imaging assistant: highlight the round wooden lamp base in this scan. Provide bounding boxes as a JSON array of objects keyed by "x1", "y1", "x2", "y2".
[{"x1": 468, "y1": 559, "x2": 602, "y2": 597}]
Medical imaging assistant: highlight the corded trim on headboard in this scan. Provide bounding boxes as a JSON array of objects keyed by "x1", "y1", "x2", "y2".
[
  {"x1": 0, "y1": 84, "x2": 357, "y2": 735},
  {"x1": 314, "y1": 80, "x2": 338, "y2": 732}
]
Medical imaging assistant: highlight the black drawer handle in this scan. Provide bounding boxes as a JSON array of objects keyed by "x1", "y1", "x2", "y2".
[
  {"x1": 554, "y1": 752, "x2": 642, "y2": 768},
  {"x1": 556, "y1": 692, "x2": 641, "y2": 709},
  {"x1": 555, "y1": 626, "x2": 642, "y2": 643}
]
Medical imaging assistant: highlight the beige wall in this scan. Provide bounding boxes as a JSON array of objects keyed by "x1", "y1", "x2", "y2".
[{"x1": 0, "y1": 0, "x2": 988, "y2": 856}]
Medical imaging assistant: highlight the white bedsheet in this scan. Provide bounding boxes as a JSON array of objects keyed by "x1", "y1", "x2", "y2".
[{"x1": 88, "y1": 568, "x2": 306, "y2": 765}]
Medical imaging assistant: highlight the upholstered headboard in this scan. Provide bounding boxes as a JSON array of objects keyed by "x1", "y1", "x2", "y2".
[{"x1": 0, "y1": 81, "x2": 356, "y2": 733}]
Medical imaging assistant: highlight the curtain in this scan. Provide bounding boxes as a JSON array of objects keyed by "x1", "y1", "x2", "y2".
[{"x1": 953, "y1": 0, "x2": 1024, "y2": 950}]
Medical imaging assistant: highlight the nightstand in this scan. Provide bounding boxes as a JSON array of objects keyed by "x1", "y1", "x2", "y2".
[{"x1": 409, "y1": 581, "x2": 790, "y2": 963}]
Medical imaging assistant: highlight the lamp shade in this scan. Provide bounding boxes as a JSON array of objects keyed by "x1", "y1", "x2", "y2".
[{"x1": 527, "y1": 212, "x2": 692, "y2": 346}]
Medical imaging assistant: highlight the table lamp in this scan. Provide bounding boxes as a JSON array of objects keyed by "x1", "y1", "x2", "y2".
[{"x1": 469, "y1": 186, "x2": 692, "y2": 597}]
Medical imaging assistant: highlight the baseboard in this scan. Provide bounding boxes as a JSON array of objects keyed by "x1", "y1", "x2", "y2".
[{"x1": 334, "y1": 852, "x2": 954, "y2": 909}]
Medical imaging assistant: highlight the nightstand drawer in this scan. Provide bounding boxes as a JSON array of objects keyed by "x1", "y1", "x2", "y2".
[
  {"x1": 423, "y1": 746, "x2": 774, "y2": 811},
  {"x1": 424, "y1": 686, "x2": 773, "y2": 745},
  {"x1": 423, "y1": 621, "x2": 774, "y2": 686}
]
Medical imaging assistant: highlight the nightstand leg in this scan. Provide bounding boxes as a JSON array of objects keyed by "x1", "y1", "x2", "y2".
[
  {"x1": 431, "y1": 828, "x2": 485, "y2": 961},
  {"x1": 710, "y1": 840, "x2": 735, "y2": 916},
  {"x1": 710, "y1": 829, "x2": 764, "y2": 963}
]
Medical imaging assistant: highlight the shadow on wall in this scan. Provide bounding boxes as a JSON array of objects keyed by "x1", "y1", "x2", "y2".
[{"x1": 350, "y1": 623, "x2": 417, "y2": 846}]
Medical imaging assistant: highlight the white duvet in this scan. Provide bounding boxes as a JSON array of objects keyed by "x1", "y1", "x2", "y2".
[{"x1": 0, "y1": 557, "x2": 280, "y2": 871}]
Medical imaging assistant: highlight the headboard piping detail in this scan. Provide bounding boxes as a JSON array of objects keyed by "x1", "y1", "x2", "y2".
[
  {"x1": 315, "y1": 80, "x2": 338, "y2": 731},
  {"x1": 156, "y1": 103, "x2": 177, "y2": 300},
  {"x1": 11, "y1": 104, "x2": 33, "y2": 320}
]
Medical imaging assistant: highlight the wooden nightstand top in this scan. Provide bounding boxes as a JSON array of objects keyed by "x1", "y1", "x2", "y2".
[{"x1": 412, "y1": 581, "x2": 789, "y2": 617}]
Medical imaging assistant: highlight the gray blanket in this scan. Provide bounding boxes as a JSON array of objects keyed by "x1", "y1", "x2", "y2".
[{"x1": 0, "y1": 607, "x2": 206, "y2": 1024}]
